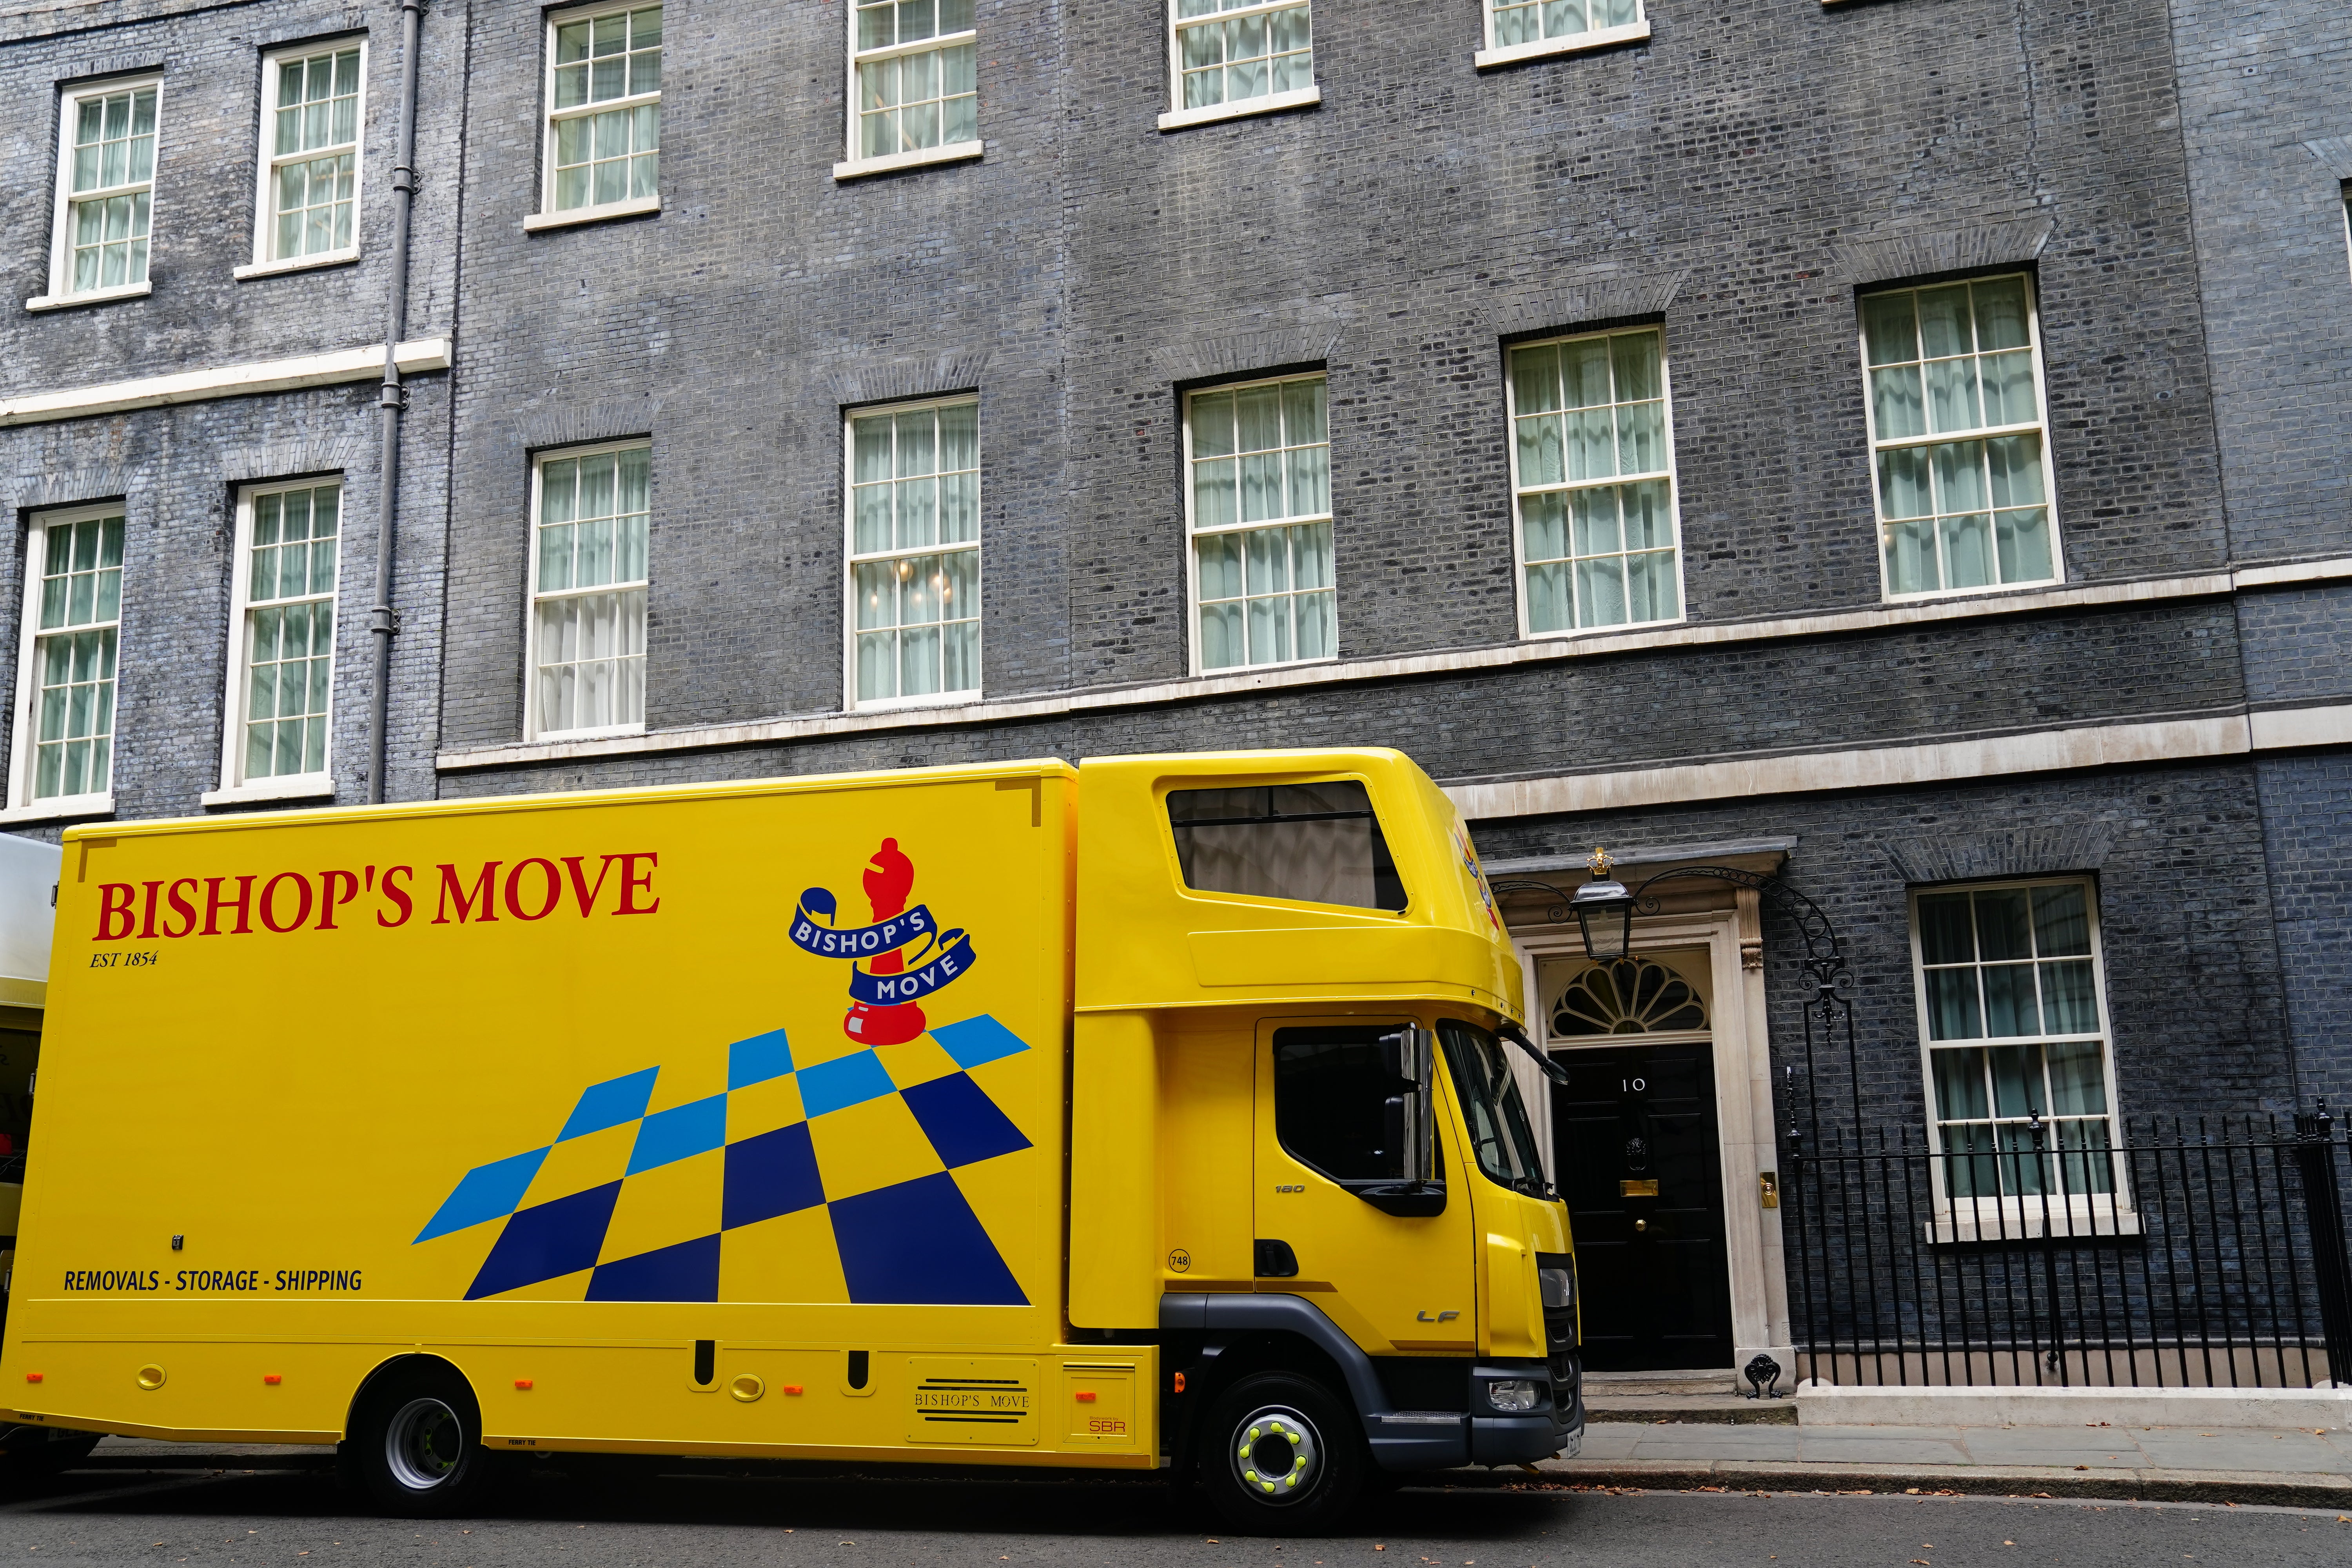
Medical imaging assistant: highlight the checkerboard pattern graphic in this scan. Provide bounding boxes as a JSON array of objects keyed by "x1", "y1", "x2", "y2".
[{"x1": 413, "y1": 1014, "x2": 1034, "y2": 1305}]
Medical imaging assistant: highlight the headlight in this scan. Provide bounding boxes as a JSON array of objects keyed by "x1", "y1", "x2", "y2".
[
  {"x1": 1539, "y1": 1266, "x2": 1574, "y2": 1310},
  {"x1": 1485, "y1": 1379, "x2": 1540, "y2": 1413}
]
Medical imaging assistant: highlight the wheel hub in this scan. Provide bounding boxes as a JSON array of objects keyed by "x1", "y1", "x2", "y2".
[
  {"x1": 383, "y1": 1396, "x2": 463, "y2": 1492},
  {"x1": 1229, "y1": 1404, "x2": 1321, "y2": 1503}
]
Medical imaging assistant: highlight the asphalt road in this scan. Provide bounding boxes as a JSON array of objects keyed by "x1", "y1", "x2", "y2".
[{"x1": 0, "y1": 1462, "x2": 2344, "y2": 1568}]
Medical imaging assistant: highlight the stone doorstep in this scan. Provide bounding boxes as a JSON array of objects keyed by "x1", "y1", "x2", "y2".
[
  {"x1": 1582, "y1": 1368, "x2": 1742, "y2": 1397},
  {"x1": 1586, "y1": 1393, "x2": 1798, "y2": 1425},
  {"x1": 1508, "y1": 1455, "x2": 2352, "y2": 1508},
  {"x1": 1795, "y1": 1384, "x2": 2352, "y2": 1430}
]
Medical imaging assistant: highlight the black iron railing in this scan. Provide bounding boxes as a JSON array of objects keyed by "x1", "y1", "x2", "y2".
[{"x1": 1785, "y1": 1105, "x2": 2352, "y2": 1388}]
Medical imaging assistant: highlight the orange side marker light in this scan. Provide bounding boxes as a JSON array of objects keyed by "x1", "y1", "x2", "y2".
[
  {"x1": 1172, "y1": 1372, "x2": 1185, "y2": 1394},
  {"x1": 263, "y1": 1375, "x2": 282, "y2": 1386},
  {"x1": 22, "y1": 1373, "x2": 40, "y2": 1384},
  {"x1": 514, "y1": 1379, "x2": 534, "y2": 1391},
  {"x1": 1076, "y1": 1390, "x2": 1097, "y2": 1403},
  {"x1": 782, "y1": 1384, "x2": 804, "y2": 1396}
]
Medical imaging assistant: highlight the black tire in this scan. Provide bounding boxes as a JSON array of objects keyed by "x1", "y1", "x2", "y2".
[
  {"x1": 1194, "y1": 1371, "x2": 1368, "y2": 1536},
  {"x1": 343, "y1": 1362, "x2": 503, "y2": 1518},
  {"x1": 0, "y1": 1430, "x2": 99, "y2": 1480}
]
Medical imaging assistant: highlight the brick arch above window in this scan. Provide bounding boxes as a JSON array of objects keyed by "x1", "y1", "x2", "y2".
[
  {"x1": 1829, "y1": 219, "x2": 2054, "y2": 288},
  {"x1": 510, "y1": 396, "x2": 661, "y2": 454},
  {"x1": 1884, "y1": 827, "x2": 2116, "y2": 887}
]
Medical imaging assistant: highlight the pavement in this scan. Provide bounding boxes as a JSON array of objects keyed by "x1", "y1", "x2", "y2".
[
  {"x1": 77, "y1": 1420, "x2": 2352, "y2": 1511},
  {"x1": 1540, "y1": 1416, "x2": 2352, "y2": 1506},
  {"x1": 4, "y1": 1450, "x2": 2352, "y2": 1566}
]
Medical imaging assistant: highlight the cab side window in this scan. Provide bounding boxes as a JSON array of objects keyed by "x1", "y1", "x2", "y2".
[
  {"x1": 1273, "y1": 1026, "x2": 1408, "y2": 1182},
  {"x1": 1167, "y1": 781, "x2": 1406, "y2": 911}
]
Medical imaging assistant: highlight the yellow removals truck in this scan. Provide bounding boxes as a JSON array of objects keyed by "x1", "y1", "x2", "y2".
[{"x1": 0, "y1": 748, "x2": 1577, "y2": 1532}]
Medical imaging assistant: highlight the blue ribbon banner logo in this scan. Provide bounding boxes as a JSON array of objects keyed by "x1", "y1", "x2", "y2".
[{"x1": 790, "y1": 887, "x2": 980, "y2": 1004}]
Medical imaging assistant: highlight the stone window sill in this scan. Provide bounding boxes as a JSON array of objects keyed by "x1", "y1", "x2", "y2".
[
  {"x1": 200, "y1": 776, "x2": 335, "y2": 808},
  {"x1": 524, "y1": 194, "x2": 662, "y2": 233},
  {"x1": 1925, "y1": 1210, "x2": 2146, "y2": 1245},
  {"x1": 833, "y1": 140, "x2": 984, "y2": 182},
  {"x1": 1473, "y1": 20, "x2": 1651, "y2": 70},
  {"x1": 849, "y1": 690, "x2": 987, "y2": 716},
  {"x1": 234, "y1": 249, "x2": 360, "y2": 281},
  {"x1": 1158, "y1": 86, "x2": 1320, "y2": 133},
  {"x1": 25, "y1": 282, "x2": 150, "y2": 313},
  {"x1": 0, "y1": 794, "x2": 111, "y2": 825}
]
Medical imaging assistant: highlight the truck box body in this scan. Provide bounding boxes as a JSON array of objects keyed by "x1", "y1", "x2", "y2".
[{"x1": 0, "y1": 750, "x2": 1576, "y2": 1500}]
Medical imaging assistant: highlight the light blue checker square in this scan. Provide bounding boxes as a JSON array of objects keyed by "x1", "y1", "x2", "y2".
[
  {"x1": 415, "y1": 1146, "x2": 548, "y2": 1243},
  {"x1": 560, "y1": 1067, "x2": 661, "y2": 1142},
  {"x1": 931, "y1": 1014, "x2": 1029, "y2": 1072},
  {"x1": 728, "y1": 1029, "x2": 794, "y2": 1090},
  {"x1": 626, "y1": 1094, "x2": 728, "y2": 1175},
  {"x1": 797, "y1": 1050, "x2": 896, "y2": 1119}
]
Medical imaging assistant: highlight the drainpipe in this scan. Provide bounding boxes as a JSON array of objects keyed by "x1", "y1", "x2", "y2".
[{"x1": 367, "y1": 0, "x2": 426, "y2": 806}]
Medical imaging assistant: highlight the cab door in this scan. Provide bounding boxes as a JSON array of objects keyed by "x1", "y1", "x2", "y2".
[{"x1": 1252, "y1": 1019, "x2": 1477, "y2": 1352}]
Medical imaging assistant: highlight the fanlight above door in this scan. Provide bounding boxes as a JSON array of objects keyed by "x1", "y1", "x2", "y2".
[{"x1": 1551, "y1": 958, "x2": 1708, "y2": 1037}]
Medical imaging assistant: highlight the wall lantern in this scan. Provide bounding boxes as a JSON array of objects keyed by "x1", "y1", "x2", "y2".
[{"x1": 1565, "y1": 846, "x2": 1637, "y2": 963}]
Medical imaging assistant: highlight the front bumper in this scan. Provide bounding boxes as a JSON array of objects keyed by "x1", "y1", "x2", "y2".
[
  {"x1": 1470, "y1": 1350, "x2": 1583, "y2": 1465},
  {"x1": 1365, "y1": 1350, "x2": 1584, "y2": 1472}
]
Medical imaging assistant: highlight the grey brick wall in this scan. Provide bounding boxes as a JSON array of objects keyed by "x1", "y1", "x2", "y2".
[
  {"x1": 0, "y1": 0, "x2": 463, "y2": 827},
  {"x1": 1468, "y1": 761, "x2": 2299, "y2": 1135},
  {"x1": 2240, "y1": 584, "x2": 2352, "y2": 707},
  {"x1": 2256, "y1": 755, "x2": 2352, "y2": 1112},
  {"x1": 0, "y1": 0, "x2": 2334, "y2": 1144},
  {"x1": 2165, "y1": 0, "x2": 2352, "y2": 566},
  {"x1": 439, "y1": 0, "x2": 2231, "y2": 757}
]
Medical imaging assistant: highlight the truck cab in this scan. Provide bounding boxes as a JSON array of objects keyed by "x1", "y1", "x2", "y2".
[{"x1": 1069, "y1": 751, "x2": 1580, "y2": 1531}]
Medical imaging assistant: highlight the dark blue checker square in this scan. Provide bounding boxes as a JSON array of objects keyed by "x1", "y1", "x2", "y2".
[
  {"x1": 901, "y1": 1072, "x2": 1032, "y2": 1170},
  {"x1": 466, "y1": 1181, "x2": 622, "y2": 1300},
  {"x1": 722, "y1": 1120, "x2": 825, "y2": 1230},
  {"x1": 830, "y1": 1171, "x2": 1027, "y2": 1306},
  {"x1": 586, "y1": 1233, "x2": 721, "y2": 1303}
]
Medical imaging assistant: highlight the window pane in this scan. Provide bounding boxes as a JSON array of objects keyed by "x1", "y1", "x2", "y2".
[
  {"x1": 1986, "y1": 1044, "x2": 2040, "y2": 1118},
  {"x1": 1925, "y1": 968, "x2": 1982, "y2": 1042},
  {"x1": 1974, "y1": 889, "x2": 2031, "y2": 962},
  {"x1": 2030, "y1": 884, "x2": 2089, "y2": 956},
  {"x1": 1931, "y1": 1047, "x2": 1989, "y2": 1123},
  {"x1": 1169, "y1": 782, "x2": 1405, "y2": 912},
  {"x1": 1273, "y1": 1028, "x2": 1409, "y2": 1183},
  {"x1": 2046, "y1": 1041, "x2": 2107, "y2": 1116},
  {"x1": 2041, "y1": 960, "x2": 2099, "y2": 1034},
  {"x1": 1862, "y1": 293, "x2": 1918, "y2": 367},
  {"x1": 1981, "y1": 963, "x2": 2037, "y2": 1038}
]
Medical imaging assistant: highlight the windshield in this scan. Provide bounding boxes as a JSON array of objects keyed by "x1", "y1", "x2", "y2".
[{"x1": 1438, "y1": 1019, "x2": 1548, "y2": 1196}]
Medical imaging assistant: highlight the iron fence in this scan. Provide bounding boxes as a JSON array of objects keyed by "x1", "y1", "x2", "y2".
[{"x1": 1784, "y1": 1105, "x2": 2352, "y2": 1388}]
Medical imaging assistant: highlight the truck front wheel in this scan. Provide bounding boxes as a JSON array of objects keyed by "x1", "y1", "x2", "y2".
[
  {"x1": 1196, "y1": 1372, "x2": 1367, "y2": 1535},
  {"x1": 346, "y1": 1363, "x2": 501, "y2": 1517}
]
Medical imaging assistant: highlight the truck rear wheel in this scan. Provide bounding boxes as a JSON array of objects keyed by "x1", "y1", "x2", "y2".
[
  {"x1": 1196, "y1": 1372, "x2": 1367, "y2": 1536},
  {"x1": 346, "y1": 1363, "x2": 501, "y2": 1517}
]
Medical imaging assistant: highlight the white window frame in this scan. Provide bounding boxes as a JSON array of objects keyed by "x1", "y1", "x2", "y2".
[
  {"x1": 1160, "y1": 0, "x2": 1320, "y2": 132},
  {"x1": 524, "y1": 439, "x2": 651, "y2": 744},
  {"x1": 238, "y1": 38, "x2": 367, "y2": 281},
  {"x1": 1182, "y1": 371, "x2": 1338, "y2": 678},
  {"x1": 4, "y1": 504, "x2": 125, "y2": 822},
  {"x1": 205, "y1": 479, "x2": 343, "y2": 806},
  {"x1": 840, "y1": 396, "x2": 984, "y2": 713},
  {"x1": 528, "y1": 1, "x2": 664, "y2": 231},
  {"x1": 1474, "y1": 0, "x2": 1651, "y2": 71},
  {"x1": 1503, "y1": 325, "x2": 1687, "y2": 642},
  {"x1": 1907, "y1": 877, "x2": 2134, "y2": 1240},
  {"x1": 1859, "y1": 271, "x2": 2064, "y2": 606},
  {"x1": 30, "y1": 74, "x2": 163, "y2": 312},
  {"x1": 835, "y1": 0, "x2": 982, "y2": 181}
]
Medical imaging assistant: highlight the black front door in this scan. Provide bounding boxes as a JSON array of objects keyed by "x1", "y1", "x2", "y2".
[{"x1": 1551, "y1": 1042, "x2": 1735, "y2": 1370}]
